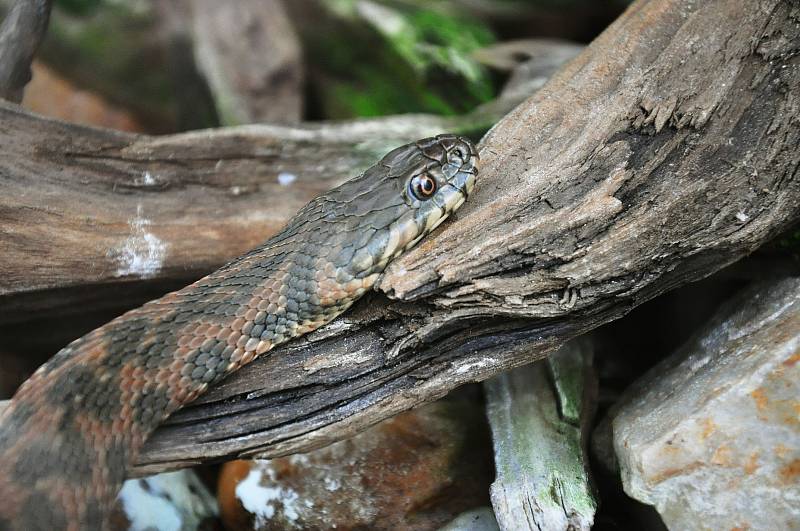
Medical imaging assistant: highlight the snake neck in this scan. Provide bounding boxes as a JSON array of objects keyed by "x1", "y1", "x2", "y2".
[{"x1": 0, "y1": 244, "x2": 374, "y2": 530}]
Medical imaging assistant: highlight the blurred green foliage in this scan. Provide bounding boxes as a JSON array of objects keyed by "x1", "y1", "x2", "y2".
[
  {"x1": 7, "y1": 0, "x2": 639, "y2": 130},
  {"x1": 779, "y1": 229, "x2": 800, "y2": 251},
  {"x1": 43, "y1": 0, "x2": 498, "y2": 126},
  {"x1": 312, "y1": 0, "x2": 496, "y2": 118},
  {"x1": 55, "y1": 0, "x2": 102, "y2": 16}
]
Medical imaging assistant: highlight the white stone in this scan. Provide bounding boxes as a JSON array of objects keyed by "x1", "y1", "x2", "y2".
[{"x1": 118, "y1": 470, "x2": 218, "y2": 531}]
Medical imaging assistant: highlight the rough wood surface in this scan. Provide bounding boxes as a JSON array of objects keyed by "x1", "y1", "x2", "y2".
[
  {"x1": 0, "y1": 0, "x2": 52, "y2": 102},
  {"x1": 485, "y1": 339, "x2": 597, "y2": 530},
  {"x1": 1, "y1": 0, "x2": 799, "y2": 477},
  {"x1": 0, "y1": 103, "x2": 518, "y2": 324}
]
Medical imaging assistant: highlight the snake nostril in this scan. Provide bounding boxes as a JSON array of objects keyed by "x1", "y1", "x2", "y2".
[{"x1": 448, "y1": 145, "x2": 469, "y2": 168}]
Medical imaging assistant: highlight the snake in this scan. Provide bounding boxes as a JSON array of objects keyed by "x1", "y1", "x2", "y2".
[{"x1": 0, "y1": 134, "x2": 478, "y2": 530}]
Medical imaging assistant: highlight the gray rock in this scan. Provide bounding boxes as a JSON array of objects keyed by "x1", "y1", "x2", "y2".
[
  {"x1": 612, "y1": 278, "x2": 800, "y2": 531},
  {"x1": 485, "y1": 338, "x2": 597, "y2": 531}
]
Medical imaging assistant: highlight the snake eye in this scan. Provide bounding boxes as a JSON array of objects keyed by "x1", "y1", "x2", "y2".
[{"x1": 409, "y1": 174, "x2": 437, "y2": 200}]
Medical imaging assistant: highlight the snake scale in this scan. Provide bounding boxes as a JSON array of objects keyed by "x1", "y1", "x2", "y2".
[{"x1": 0, "y1": 134, "x2": 478, "y2": 530}]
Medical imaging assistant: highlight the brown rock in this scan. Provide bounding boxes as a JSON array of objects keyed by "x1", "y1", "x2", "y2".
[
  {"x1": 22, "y1": 61, "x2": 147, "y2": 132},
  {"x1": 217, "y1": 395, "x2": 493, "y2": 530}
]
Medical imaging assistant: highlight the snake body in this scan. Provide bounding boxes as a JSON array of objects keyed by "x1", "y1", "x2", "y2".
[{"x1": 0, "y1": 135, "x2": 478, "y2": 530}]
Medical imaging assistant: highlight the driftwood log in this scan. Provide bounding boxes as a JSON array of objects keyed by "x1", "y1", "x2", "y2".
[
  {"x1": 0, "y1": 101, "x2": 525, "y2": 330},
  {"x1": 0, "y1": 0, "x2": 799, "y2": 477}
]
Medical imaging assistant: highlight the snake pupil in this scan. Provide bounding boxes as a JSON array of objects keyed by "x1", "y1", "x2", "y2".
[{"x1": 410, "y1": 174, "x2": 437, "y2": 200}]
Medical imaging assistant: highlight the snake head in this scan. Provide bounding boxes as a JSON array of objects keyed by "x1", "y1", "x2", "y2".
[
  {"x1": 346, "y1": 134, "x2": 479, "y2": 276},
  {"x1": 399, "y1": 134, "x2": 479, "y2": 232},
  {"x1": 293, "y1": 134, "x2": 478, "y2": 285}
]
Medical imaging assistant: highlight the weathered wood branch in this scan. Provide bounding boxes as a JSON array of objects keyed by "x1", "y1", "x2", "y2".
[
  {"x1": 485, "y1": 339, "x2": 597, "y2": 530},
  {"x1": 0, "y1": 0, "x2": 51, "y2": 102},
  {"x1": 2, "y1": 0, "x2": 799, "y2": 477},
  {"x1": 0, "y1": 85, "x2": 535, "y2": 328}
]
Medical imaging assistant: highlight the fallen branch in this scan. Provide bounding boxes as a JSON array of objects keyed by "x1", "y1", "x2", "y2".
[
  {"x1": 485, "y1": 339, "x2": 597, "y2": 530},
  {"x1": 0, "y1": 90, "x2": 530, "y2": 325},
  {"x1": 125, "y1": 0, "x2": 800, "y2": 475}
]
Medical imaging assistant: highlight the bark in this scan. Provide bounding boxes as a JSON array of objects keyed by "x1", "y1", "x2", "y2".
[
  {"x1": 0, "y1": 0, "x2": 51, "y2": 102},
  {"x1": 0, "y1": 101, "x2": 516, "y2": 325},
  {"x1": 1, "y1": 0, "x2": 799, "y2": 476},
  {"x1": 485, "y1": 339, "x2": 597, "y2": 530}
]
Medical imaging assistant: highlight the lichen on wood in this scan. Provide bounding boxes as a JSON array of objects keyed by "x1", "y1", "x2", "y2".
[{"x1": 485, "y1": 339, "x2": 597, "y2": 530}]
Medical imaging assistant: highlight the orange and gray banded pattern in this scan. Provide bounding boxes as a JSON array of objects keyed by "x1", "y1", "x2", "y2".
[{"x1": 0, "y1": 135, "x2": 478, "y2": 530}]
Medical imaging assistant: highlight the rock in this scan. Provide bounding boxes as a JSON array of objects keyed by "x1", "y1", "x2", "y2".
[
  {"x1": 110, "y1": 470, "x2": 220, "y2": 531},
  {"x1": 484, "y1": 338, "x2": 597, "y2": 531},
  {"x1": 438, "y1": 507, "x2": 499, "y2": 531},
  {"x1": 23, "y1": 61, "x2": 147, "y2": 132},
  {"x1": 217, "y1": 394, "x2": 493, "y2": 530},
  {"x1": 612, "y1": 278, "x2": 800, "y2": 530}
]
